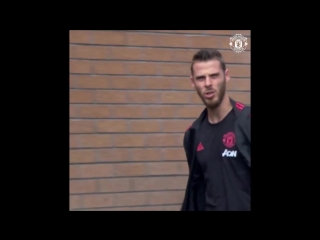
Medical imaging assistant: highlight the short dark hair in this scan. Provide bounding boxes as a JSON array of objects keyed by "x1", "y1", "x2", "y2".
[{"x1": 190, "y1": 49, "x2": 226, "y2": 75}]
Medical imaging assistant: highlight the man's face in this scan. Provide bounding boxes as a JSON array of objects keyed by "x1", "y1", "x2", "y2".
[{"x1": 191, "y1": 60, "x2": 230, "y2": 109}]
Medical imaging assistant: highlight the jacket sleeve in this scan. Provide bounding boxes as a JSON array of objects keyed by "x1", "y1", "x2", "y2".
[
  {"x1": 240, "y1": 106, "x2": 251, "y2": 143},
  {"x1": 181, "y1": 130, "x2": 190, "y2": 210},
  {"x1": 239, "y1": 106, "x2": 250, "y2": 140},
  {"x1": 181, "y1": 128, "x2": 205, "y2": 211},
  {"x1": 235, "y1": 106, "x2": 251, "y2": 167},
  {"x1": 183, "y1": 129, "x2": 192, "y2": 169}
]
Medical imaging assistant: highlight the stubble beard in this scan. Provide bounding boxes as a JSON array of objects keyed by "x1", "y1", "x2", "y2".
[{"x1": 197, "y1": 78, "x2": 226, "y2": 110}]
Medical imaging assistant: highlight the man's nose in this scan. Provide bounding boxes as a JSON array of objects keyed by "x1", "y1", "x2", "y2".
[{"x1": 204, "y1": 76, "x2": 211, "y2": 86}]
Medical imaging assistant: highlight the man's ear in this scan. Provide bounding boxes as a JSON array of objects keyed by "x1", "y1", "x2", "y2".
[
  {"x1": 225, "y1": 69, "x2": 230, "y2": 82},
  {"x1": 190, "y1": 76, "x2": 195, "y2": 88}
]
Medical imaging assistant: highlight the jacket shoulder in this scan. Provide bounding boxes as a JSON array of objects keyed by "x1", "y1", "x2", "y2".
[
  {"x1": 234, "y1": 103, "x2": 251, "y2": 166},
  {"x1": 233, "y1": 100, "x2": 250, "y2": 113},
  {"x1": 234, "y1": 103, "x2": 250, "y2": 141},
  {"x1": 233, "y1": 100, "x2": 250, "y2": 119}
]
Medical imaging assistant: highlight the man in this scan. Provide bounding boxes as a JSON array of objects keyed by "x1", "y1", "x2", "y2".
[{"x1": 181, "y1": 49, "x2": 251, "y2": 211}]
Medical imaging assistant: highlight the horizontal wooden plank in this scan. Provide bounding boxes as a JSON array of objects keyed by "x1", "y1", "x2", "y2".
[
  {"x1": 97, "y1": 176, "x2": 188, "y2": 193},
  {"x1": 70, "y1": 45, "x2": 250, "y2": 64},
  {"x1": 91, "y1": 204, "x2": 180, "y2": 211},
  {"x1": 73, "y1": 190, "x2": 185, "y2": 209},
  {"x1": 70, "y1": 133, "x2": 184, "y2": 148},
  {"x1": 69, "y1": 89, "x2": 249, "y2": 104},
  {"x1": 70, "y1": 30, "x2": 251, "y2": 51},
  {"x1": 70, "y1": 104, "x2": 203, "y2": 119},
  {"x1": 70, "y1": 60, "x2": 250, "y2": 77},
  {"x1": 70, "y1": 75, "x2": 250, "y2": 91},
  {"x1": 70, "y1": 147, "x2": 187, "y2": 163},
  {"x1": 70, "y1": 119, "x2": 193, "y2": 134},
  {"x1": 70, "y1": 162, "x2": 188, "y2": 179},
  {"x1": 148, "y1": 30, "x2": 251, "y2": 36}
]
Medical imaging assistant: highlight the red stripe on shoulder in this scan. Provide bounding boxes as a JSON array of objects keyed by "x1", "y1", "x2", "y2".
[{"x1": 235, "y1": 102, "x2": 245, "y2": 110}]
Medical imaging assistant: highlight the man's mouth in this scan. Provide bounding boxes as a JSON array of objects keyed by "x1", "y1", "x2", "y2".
[{"x1": 204, "y1": 91, "x2": 215, "y2": 99}]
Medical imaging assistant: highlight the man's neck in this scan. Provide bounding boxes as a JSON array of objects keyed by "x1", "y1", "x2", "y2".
[{"x1": 207, "y1": 95, "x2": 232, "y2": 124}]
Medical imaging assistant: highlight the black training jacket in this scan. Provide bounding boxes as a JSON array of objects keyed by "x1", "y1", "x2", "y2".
[{"x1": 180, "y1": 98, "x2": 251, "y2": 211}]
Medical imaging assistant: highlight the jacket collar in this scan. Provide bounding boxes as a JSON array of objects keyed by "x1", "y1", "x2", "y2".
[{"x1": 191, "y1": 97, "x2": 245, "y2": 130}]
